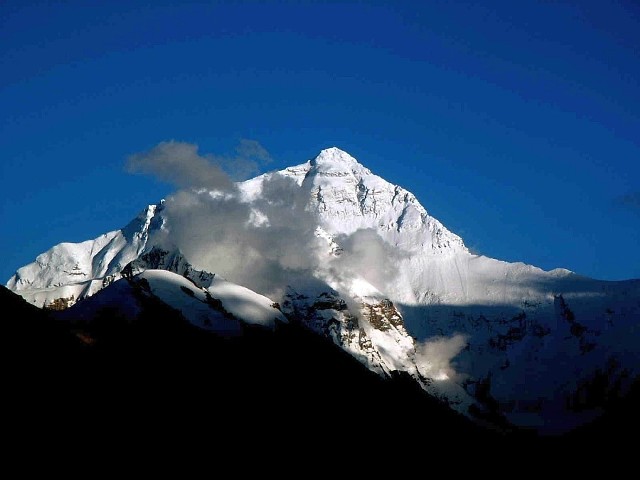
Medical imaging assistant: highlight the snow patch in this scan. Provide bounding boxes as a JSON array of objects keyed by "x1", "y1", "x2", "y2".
[{"x1": 207, "y1": 276, "x2": 287, "y2": 328}]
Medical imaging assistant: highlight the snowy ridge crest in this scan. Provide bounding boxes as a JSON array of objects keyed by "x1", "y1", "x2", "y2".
[{"x1": 240, "y1": 147, "x2": 467, "y2": 255}]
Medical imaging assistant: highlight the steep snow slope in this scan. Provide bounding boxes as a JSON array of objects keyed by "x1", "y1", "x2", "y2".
[
  {"x1": 6, "y1": 147, "x2": 640, "y2": 433},
  {"x1": 206, "y1": 275, "x2": 287, "y2": 328},
  {"x1": 6, "y1": 204, "x2": 160, "y2": 308},
  {"x1": 57, "y1": 269, "x2": 286, "y2": 335},
  {"x1": 139, "y1": 270, "x2": 286, "y2": 332},
  {"x1": 241, "y1": 147, "x2": 467, "y2": 256}
]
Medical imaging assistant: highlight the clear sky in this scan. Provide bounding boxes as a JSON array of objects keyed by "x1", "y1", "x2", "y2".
[{"x1": 1, "y1": 1, "x2": 639, "y2": 283}]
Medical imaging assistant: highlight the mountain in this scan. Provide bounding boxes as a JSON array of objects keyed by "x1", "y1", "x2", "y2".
[
  {"x1": 2, "y1": 282, "x2": 500, "y2": 457},
  {"x1": 7, "y1": 147, "x2": 640, "y2": 435}
]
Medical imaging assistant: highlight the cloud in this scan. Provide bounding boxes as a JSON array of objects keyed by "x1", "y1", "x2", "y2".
[
  {"x1": 213, "y1": 138, "x2": 273, "y2": 181},
  {"x1": 127, "y1": 141, "x2": 403, "y2": 307},
  {"x1": 616, "y1": 192, "x2": 640, "y2": 211},
  {"x1": 126, "y1": 140, "x2": 327, "y2": 300},
  {"x1": 125, "y1": 140, "x2": 234, "y2": 191},
  {"x1": 126, "y1": 141, "x2": 235, "y2": 191},
  {"x1": 415, "y1": 334, "x2": 469, "y2": 381},
  {"x1": 126, "y1": 139, "x2": 273, "y2": 189},
  {"x1": 151, "y1": 176, "x2": 403, "y2": 305},
  {"x1": 329, "y1": 229, "x2": 401, "y2": 293},
  {"x1": 149, "y1": 171, "x2": 325, "y2": 301},
  {"x1": 467, "y1": 245, "x2": 482, "y2": 256}
]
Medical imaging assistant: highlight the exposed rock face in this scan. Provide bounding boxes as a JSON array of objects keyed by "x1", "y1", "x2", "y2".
[
  {"x1": 280, "y1": 287, "x2": 417, "y2": 377},
  {"x1": 44, "y1": 295, "x2": 75, "y2": 311}
]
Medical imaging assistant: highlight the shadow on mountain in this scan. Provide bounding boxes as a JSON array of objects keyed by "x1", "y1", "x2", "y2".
[
  {"x1": 2, "y1": 284, "x2": 637, "y2": 458},
  {"x1": 398, "y1": 300, "x2": 640, "y2": 440},
  {"x1": 2, "y1": 286, "x2": 486, "y2": 449}
]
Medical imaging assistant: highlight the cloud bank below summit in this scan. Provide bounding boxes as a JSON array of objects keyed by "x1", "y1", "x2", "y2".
[{"x1": 126, "y1": 140, "x2": 400, "y2": 304}]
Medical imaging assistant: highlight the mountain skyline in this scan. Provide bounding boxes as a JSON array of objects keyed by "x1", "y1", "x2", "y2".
[
  {"x1": 3, "y1": 141, "x2": 639, "y2": 285},
  {"x1": 2, "y1": 2, "x2": 640, "y2": 284},
  {"x1": 9, "y1": 146, "x2": 640, "y2": 434}
]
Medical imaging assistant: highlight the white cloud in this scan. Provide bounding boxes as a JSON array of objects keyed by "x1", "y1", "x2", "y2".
[
  {"x1": 127, "y1": 141, "x2": 405, "y2": 309},
  {"x1": 415, "y1": 334, "x2": 469, "y2": 382}
]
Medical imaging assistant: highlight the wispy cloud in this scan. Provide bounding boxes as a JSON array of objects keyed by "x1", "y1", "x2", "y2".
[
  {"x1": 415, "y1": 334, "x2": 469, "y2": 382},
  {"x1": 125, "y1": 139, "x2": 273, "y2": 190},
  {"x1": 330, "y1": 228, "x2": 402, "y2": 293},
  {"x1": 225, "y1": 138, "x2": 273, "y2": 180},
  {"x1": 126, "y1": 141, "x2": 234, "y2": 191},
  {"x1": 615, "y1": 192, "x2": 640, "y2": 211}
]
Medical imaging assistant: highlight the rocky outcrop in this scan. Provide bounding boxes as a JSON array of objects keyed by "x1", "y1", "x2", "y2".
[{"x1": 281, "y1": 288, "x2": 416, "y2": 376}]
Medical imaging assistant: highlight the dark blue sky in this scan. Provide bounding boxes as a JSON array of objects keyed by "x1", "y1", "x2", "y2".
[{"x1": 2, "y1": 1, "x2": 639, "y2": 282}]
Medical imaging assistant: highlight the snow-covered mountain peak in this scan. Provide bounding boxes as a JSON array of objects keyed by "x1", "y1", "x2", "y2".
[
  {"x1": 314, "y1": 146, "x2": 356, "y2": 162},
  {"x1": 7, "y1": 146, "x2": 640, "y2": 435},
  {"x1": 310, "y1": 147, "x2": 369, "y2": 175},
  {"x1": 238, "y1": 147, "x2": 467, "y2": 255}
]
